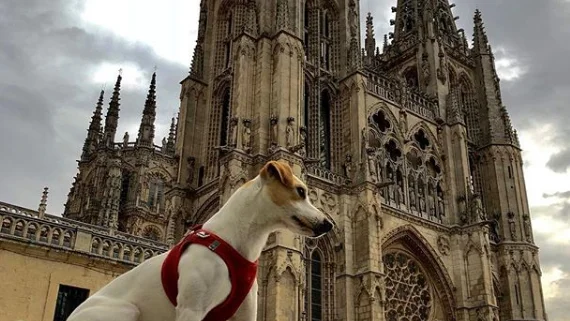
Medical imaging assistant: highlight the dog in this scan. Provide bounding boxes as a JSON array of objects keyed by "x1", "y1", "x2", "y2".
[{"x1": 67, "y1": 160, "x2": 334, "y2": 321}]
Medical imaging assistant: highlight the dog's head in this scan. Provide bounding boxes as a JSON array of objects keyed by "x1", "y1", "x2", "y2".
[{"x1": 258, "y1": 160, "x2": 334, "y2": 237}]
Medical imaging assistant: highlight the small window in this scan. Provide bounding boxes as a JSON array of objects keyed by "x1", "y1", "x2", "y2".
[
  {"x1": 53, "y1": 285, "x2": 90, "y2": 321},
  {"x1": 507, "y1": 165, "x2": 513, "y2": 179}
]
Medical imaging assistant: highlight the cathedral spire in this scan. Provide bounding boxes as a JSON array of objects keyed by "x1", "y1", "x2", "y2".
[
  {"x1": 37, "y1": 187, "x2": 49, "y2": 219},
  {"x1": 472, "y1": 9, "x2": 490, "y2": 55},
  {"x1": 137, "y1": 72, "x2": 157, "y2": 148},
  {"x1": 82, "y1": 90, "x2": 104, "y2": 159},
  {"x1": 365, "y1": 13, "x2": 376, "y2": 58},
  {"x1": 166, "y1": 116, "x2": 176, "y2": 154},
  {"x1": 103, "y1": 72, "x2": 122, "y2": 148}
]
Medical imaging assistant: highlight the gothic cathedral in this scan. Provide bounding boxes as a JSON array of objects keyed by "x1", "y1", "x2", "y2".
[{"x1": 63, "y1": 0, "x2": 548, "y2": 320}]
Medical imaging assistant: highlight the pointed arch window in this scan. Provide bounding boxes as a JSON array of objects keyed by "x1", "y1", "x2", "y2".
[
  {"x1": 148, "y1": 179, "x2": 164, "y2": 212},
  {"x1": 120, "y1": 171, "x2": 131, "y2": 208},
  {"x1": 320, "y1": 10, "x2": 332, "y2": 71},
  {"x1": 220, "y1": 89, "x2": 231, "y2": 146},
  {"x1": 319, "y1": 90, "x2": 332, "y2": 169},
  {"x1": 306, "y1": 250, "x2": 323, "y2": 321},
  {"x1": 303, "y1": 2, "x2": 310, "y2": 51},
  {"x1": 224, "y1": 13, "x2": 233, "y2": 68}
]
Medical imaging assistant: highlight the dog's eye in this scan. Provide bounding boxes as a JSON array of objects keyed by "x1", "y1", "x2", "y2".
[{"x1": 297, "y1": 187, "x2": 306, "y2": 199}]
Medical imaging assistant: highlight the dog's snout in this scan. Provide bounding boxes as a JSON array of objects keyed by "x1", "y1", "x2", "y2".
[{"x1": 314, "y1": 220, "x2": 333, "y2": 236}]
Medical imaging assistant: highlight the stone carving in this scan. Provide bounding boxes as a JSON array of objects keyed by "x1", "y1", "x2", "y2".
[
  {"x1": 458, "y1": 195, "x2": 467, "y2": 224},
  {"x1": 397, "y1": 178, "x2": 404, "y2": 205},
  {"x1": 161, "y1": 137, "x2": 167, "y2": 152},
  {"x1": 490, "y1": 212, "x2": 501, "y2": 243},
  {"x1": 229, "y1": 116, "x2": 239, "y2": 147},
  {"x1": 123, "y1": 132, "x2": 129, "y2": 148},
  {"x1": 186, "y1": 156, "x2": 195, "y2": 185},
  {"x1": 399, "y1": 110, "x2": 408, "y2": 134},
  {"x1": 507, "y1": 212, "x2": 517, "y2": 241},
  {"x1": 286, "y1": 116, "x2": 295, "y2": 147},
  {"x1": 409, "y1": 179, "x2": 416, "y2": 209},
  {"x1": 388, "y1": 172, "x2": 395, "y2": 202},
  {"x1": 472, "y1": 194, "x2": 486, "y2": 223},
  {"x1": 522, "y1": 214, "x2": 532, "y2": 242},
  {"x1": 269, "y1": 115, "x2": 278, "y2": 148},
  {"x1": 418, "y1": 185, "x2": 426, "y2": 213},
  {"x1": 437, "y1": 189, "x2": 445, "y2": 217},
  {"x1": 428, "y1": 191, "x2": 436, "y2": 217},
  {"x1": 366, "y1": 148, "x2": 377, "y2": 182},
  {"x1": 437, "y1": 236, "x2": 450, "y2": 256},
  {"x1": 349, "y1": 0, "x2": 358, "y2": 37},
  {"x1": 242, "y1": 118, "x2": 252, "y2": 153},
  {"x1": 421, "y1": 53, "x2": 430, "y2": 86},
  {"x1": 384, "y1": 252, "x2": 431, "y2": 321},
  {"x1": 343, "y1": 154, "x2": 353, "y2": 179}
]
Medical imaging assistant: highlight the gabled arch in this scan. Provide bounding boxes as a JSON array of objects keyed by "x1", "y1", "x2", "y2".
[{"x1": 382, "y1": 225, "x2": 456, "y2": 320}]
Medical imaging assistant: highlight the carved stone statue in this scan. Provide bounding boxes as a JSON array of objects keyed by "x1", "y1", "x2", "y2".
[
  {"x1": 472, "y1": 194, "x2": 486, "y2": 223},
  {"x1": 522, "y1": 214, "x2": 532, "y2": 242},
  {"x1": 397, "y1": 179, "x2": 404, "y2": 205},
  {"x1": 186, "y1": 156, "x2": 195, "y2": 185},
  {"x1": 286, "y1": 116, "x2": 295, "y2": 147},
  {"x1": 242, "y1": 119, "x2": 252, "y2": 153},
  {"x1": 418, "y1": 186, "x2": 426, "y2": 213},
  {"x1": 409, "y1": 179, "x2": 416, "y2": 209},
  {"x1": 458, "y1": 196, "x2": 467, "y2": 224},
  {"x1": 161, "y1": 137, "x2": 167, "y2": 152},
  {"x1": 437, "y1": 189, "x2": 445, "y2": 217},
  {"x1": 343, "y1": 154, "x2": 353, "y2": 179},
  {"x1": 123, "y1": 132, "x2": 129, "y2": 148},
  {"x1": 229, "y1": 116, "x2": 239, "y2": 147},
  {"x1": 388, "y1": 172, "x2": 396, "y2": 202},
  {"x1": 270, "y1": 115, "x2": 278, "y2": 147},
  {"x1": 399, "y1": 110, "x2": 408, "y2": 133},
  {"x1": 507, "y1": 212, "x2": 517, "y2": 241},
  {"x1": 367, "y1": 149, "x2": 377, "y2": 182},
  {"x1": 349, "y1": 0, "x2": 358, "y2": 37},
  {"x1": 428, "y1": 191, "x2": 436, "y2": 217},
  {"x1": 421, "y1": 54, "x2": 430, "y2": 84}
]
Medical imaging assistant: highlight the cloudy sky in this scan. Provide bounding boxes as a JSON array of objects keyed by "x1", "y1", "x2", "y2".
[{"x1": 0, "y1": 0, "x2": 569, "y2": 319}]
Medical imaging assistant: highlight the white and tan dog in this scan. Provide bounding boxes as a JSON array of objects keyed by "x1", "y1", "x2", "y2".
[{"x1": 67, "y1": 160, "x2": 334, "y2": 321}]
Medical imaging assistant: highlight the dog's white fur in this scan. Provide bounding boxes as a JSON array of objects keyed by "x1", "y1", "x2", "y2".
[{"x1": 67, "y1": 161, "x2": 333, "y2": 321}]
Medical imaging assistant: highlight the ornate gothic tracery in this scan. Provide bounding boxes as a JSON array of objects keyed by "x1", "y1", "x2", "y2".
[
  {"x1": 383, "y1": 251, "x2": 432, "y2": 321},
  {"x1": 303, "y1": 236, "x2": 335, "y2": 321}
]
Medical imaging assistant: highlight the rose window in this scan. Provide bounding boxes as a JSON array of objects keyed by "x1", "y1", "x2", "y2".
[{"x1": 384, "y1": 252, "x2": 432, "y2": 321}]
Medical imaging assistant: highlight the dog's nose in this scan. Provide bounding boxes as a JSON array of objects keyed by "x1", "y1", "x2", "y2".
[{"x1": 314, "y1": 220, "x2": 334, "y2": 235}]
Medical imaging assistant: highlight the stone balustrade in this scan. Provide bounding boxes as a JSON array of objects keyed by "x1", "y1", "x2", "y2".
[
  {"x1": 0, "y1": 201, "x2": 168, "y2": 265},
  {"x1": 306, "y1": 166, "x2": 346, "y2": 185}
]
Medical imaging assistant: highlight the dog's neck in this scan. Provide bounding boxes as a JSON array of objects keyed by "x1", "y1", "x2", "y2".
[{"x1": 202, "y1": 177, "x2": 276, "y2": 262}]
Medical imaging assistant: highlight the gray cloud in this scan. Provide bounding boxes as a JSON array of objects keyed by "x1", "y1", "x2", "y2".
[{"x1": 0, "y1": 0, "x2": 186, "y2": 213}]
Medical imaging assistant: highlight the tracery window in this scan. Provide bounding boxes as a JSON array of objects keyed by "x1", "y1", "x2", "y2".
[
  {"x1": 320, "y1": 10, "x2": 332, "y2": 70},
  {"x1": 459, "y1": 76, "x2": 479, "y2": 143},
  {"x1": 119, "y1": 171, "x2": 131, "y2": 208},
  {"x1": 384, "y1": 251, "x2": 432, "y2": 321},
  {"x1": 142, "y1": 225, "x2": 162, "y2": 241},
  {"x1": 224, "y1": 13, "x2": 233, "y2": 68}
]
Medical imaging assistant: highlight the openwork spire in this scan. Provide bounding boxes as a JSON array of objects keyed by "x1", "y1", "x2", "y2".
[
  {"x1": 365, "y1": 13, "x2": 376, "y2": 58},
  {"x1": 37, "y1": 187, "x2": 49, "y2": 219},
  {"x1": 166, "y1": 116, "x2": 177, "y2": 154},
  {"x1": 472, "y1": 9, "x2": 490, "y2": 55},
  {"x1": 137, "y1": 72, "x2": 157, "y2": 147},
  {"x1": 82, "y1": 90, "x2": 105, "y2": 159},
  {"x1": 103, "y1": 72, "x2": 122, "y2": 148}
]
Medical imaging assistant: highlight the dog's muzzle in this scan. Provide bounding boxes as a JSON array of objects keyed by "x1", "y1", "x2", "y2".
[{"x1": 313, "y1": 220, "x2": 334, "y2": 236}]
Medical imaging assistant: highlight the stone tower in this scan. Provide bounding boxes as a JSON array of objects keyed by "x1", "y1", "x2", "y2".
[
  {"x1": 64, "y1": 72, "x2": 179, "y2": 242},
  {"x1": 62, "y1": 0, "x2": 548, "y2": 320},
  {"x1": 175, "y1": 0, "x2": 547, "y2": 320}
]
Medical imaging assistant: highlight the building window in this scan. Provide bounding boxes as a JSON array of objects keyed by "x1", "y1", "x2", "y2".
[
  {"x1": 224, "y1": 13, "x2": 233, "y2": 68},
  {"x1": 319, "y1": 90, "x2": 332, "y2": 169},
  {"x1": 148, "y1": 179, "x2": 164, "y2": 211},
  {"x1": 303, "y1": 3, "x2": 309, "y2": 51},
  {"x1": 307, "y1": 251, "x2": 323, "y2": 321},
  {"x1": 119, "y1": 171, "x2": 131, "y2": 207},
  {"x1": 319, "y1": 10, "x2": 332, "y2": 71},
  {"x1": 53, "y1": 285, "x2": 90, "y2": 321}
]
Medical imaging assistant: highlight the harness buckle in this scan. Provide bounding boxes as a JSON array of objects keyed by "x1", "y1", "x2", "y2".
[{"x1": 196, "y1": 231, "x2": 210, "y2": 238}]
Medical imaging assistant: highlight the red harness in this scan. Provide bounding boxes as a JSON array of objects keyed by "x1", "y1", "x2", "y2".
[{"x1": 161, "y1": 225, "x2": 258, "y2": 321}]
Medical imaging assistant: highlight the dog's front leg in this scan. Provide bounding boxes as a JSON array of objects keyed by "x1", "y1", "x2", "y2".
[{"x1": 229, "y1": 279, "x2": 258, "y2": 321}]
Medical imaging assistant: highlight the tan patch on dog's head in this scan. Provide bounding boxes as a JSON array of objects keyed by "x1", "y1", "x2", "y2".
[{"x1": 259, "y1": 161, "x2": 306, "y2": 206}]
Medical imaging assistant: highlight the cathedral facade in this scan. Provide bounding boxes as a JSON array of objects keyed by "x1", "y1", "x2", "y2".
[{"x1": 61, "y1": 0, "x2": 548, "y2": 320}]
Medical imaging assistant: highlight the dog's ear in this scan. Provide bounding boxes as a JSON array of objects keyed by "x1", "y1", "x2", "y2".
[{"x1": 260, "y1": 161, "x2": 294, "y2": 188}]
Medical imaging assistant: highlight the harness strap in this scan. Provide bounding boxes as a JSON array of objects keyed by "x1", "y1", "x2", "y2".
[{"x1": 161, "y1": 225, "x2": 258, "y2": 321}]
